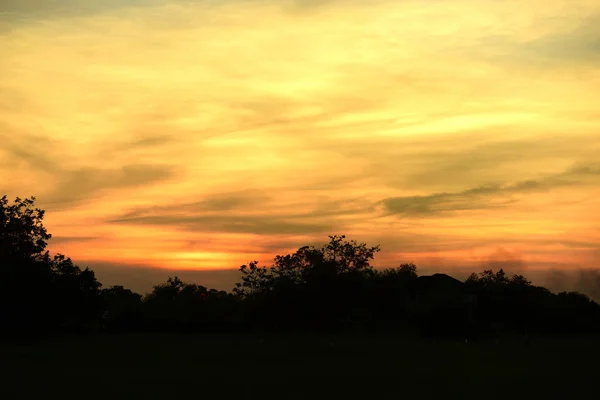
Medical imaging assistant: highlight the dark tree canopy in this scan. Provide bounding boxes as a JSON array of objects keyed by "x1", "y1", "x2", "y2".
[
  {"x1": 233, "y1": 235, "x2": 380, "y2": 298},
  {"x1": 0, "y1": 195, "x2": 51, "y2": 263},
  {"x1": 0, "y1": 196, "x2": 103, "y2": 335},
  {"x1": 2, "y1": 195, "x2": 600, "y2": 339}
]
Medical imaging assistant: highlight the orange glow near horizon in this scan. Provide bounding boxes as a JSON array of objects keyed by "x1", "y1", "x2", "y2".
[{"x1": 1, "y1": 0, "x2": 600, "y2": 291}]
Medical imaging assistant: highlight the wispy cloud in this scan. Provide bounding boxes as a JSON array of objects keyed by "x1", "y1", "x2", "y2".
[
  {"x1": 110, "y1": 214, "x2": 334, "y2": 235},
  {"x1": 380, "y1": 163, "x2": 600, "y2": 217},
  {"x1": 522, "y1": 12, "x2": 600, "y2": 63},
  {"x1": 49, "y1": 235, "x2": 99, "y2": 245},
  {"x1": 106, "y1": 190, "x2": 375, "y2": 235},
  {"x1": 1, "y1": 0, "x2": 599, "y2": 286},
  {"x1": 43, "y1": 164, "x2": 178, "y2": 209}
]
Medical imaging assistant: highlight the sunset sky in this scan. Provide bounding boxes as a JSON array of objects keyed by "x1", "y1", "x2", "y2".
[{"x1": 1, "y1": 0, "x2": 599, "y2": 294}]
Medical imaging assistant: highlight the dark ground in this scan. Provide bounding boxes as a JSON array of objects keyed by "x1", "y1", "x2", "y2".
[{"x1": 2, "y1": 333, "x2": 599, "y2": 399}]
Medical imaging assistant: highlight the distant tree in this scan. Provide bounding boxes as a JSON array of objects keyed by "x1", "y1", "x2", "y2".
[
  {"x1": 233, "y1": 235, "x2": 380, "y2": 332},
  {"x1": 321, "y1": 234, "x2": 381, "y2": 273},
  {"x1": 465, "y1": 272, "x2": 478, "y2": 283},
  {"x1": 147, "y1": 276, "x2": 186, "y2": 301},
  {"x1": 399, "y1": 262, "x2": 418, "y2": 277},
  {"x1": 465, "y1": 268, "x2": 526, "y2": 289},
  {"x1": 233, "y1": 261, "x2": 275, "y2": 298},
  {"x1": 102, "y1": 286, "x2": 143, "y2": 330},
  {"x1": 510, "y1": 274, "x2": 531, "y2": 286},
  {"x1": 234, "y1": 235, "x2": 380, "y2": 298},
  {"x1": 47, "y1": 254, "x2": 103, "y2": 330},
  {"x1": 370, "y1": 263, "x2": 419, "y2": 332},
  {"x1": 140, "y1": 276, "x2": 239, "y2": 332},
  {"x1": 378, "y1": 263, "x2": 418, "y2": 281},
  {"x1": 552, "y1": 291, "x2": 600, "y2": 333}
]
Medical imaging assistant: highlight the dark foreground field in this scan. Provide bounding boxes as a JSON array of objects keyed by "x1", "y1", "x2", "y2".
[{"x1": 3, "y1": 333, "x2": 599, "y2": 399}]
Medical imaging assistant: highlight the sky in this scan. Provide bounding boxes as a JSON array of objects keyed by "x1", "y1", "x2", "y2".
[{"x1": 1, "y1": 0, "x2": 600, "y2": 295}]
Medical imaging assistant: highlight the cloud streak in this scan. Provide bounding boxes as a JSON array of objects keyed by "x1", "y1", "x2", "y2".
[
  {"x1": 106, "y1": 191, "x2": 376, "y2": 235},
  {"x1": 41, "y1": 164, "x2": 178, "y2": 210},
  {"x1": 380, "y1": 163, "x2": 600, "y2": 217}
]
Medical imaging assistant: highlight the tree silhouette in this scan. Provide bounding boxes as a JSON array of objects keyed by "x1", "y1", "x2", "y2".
[
  {"x1": 3, "y1": 194, "x2": 600, "y2": 339},
  {"x1": 0, "y1": 195, "x2": 51, "y2": 262},
  {"x1": 101, "y1": 285, "x2": 143, "y2": 331},
  {"x1": 0, "y1": 196, "x2": 102, "y2": 336},
  {"x1": 368, "y1": 263, "x2": 419, "y2": 332},
  {"x1": 234, "y1": 235, "x2": 380, "y2": 297},
  {"x1": 232, "y1": 235, "x2": 381, "y2": 332}
]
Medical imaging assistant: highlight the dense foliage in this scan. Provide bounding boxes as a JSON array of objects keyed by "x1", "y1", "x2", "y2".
[{"x1": 2, "y1": 195, "x2": 599, "y2": 339}]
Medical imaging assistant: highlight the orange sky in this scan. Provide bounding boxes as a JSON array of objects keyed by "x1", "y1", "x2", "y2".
[{"x1": 1, "y1": 0, "x2": 599, "y2": 292}]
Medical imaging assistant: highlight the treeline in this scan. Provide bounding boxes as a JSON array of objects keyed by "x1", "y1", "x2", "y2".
[{"x1": 2, "y1": 195, "x2": 600, "y2": 339}]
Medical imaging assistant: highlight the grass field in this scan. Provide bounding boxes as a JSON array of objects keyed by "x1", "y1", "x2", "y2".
[{"x1": 3, "y1": 333, "x2": 599, "y2": 399}]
